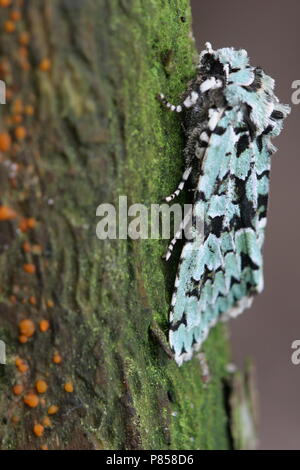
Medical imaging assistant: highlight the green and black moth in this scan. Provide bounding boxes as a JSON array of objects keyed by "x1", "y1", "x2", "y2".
[{"x1": 158, "y1": 43, "x2": 290, "y2": 365}]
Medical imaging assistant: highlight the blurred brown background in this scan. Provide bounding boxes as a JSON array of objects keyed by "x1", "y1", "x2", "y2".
[{"x1": 191, "y1": 0, "x2": 300, "y2": 450}]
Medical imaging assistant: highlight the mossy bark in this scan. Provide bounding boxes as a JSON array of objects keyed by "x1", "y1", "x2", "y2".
[{"x1": 0, "y1": 0, "x2": 232, "y2": 450}]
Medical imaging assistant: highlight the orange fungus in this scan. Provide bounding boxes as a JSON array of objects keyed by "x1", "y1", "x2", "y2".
[
  {"x1": 39, "y1": 58, "x2": 51, "y2": 72},
  {"x1": 19, "y1": 318, "x2": 35, "y2": 337},
  {"x1": 18, "y1": 334, "x2": 28, "y2": 344},
  {"x1": 4, "y1": 21, "x2": 15, "y2": 33},
  {"x1": 33, "y1": 423, "x2": 44, "y2": 437},
  {"x1": 29, "y1": 296, "x2": 37, "y2": 305},
  {"x1": 52, "y1": 353, "x2": 62, "y2": 364},
  {"x1": 11, "y1": 415, "x2": 20, "y2": 424},
  {"x1": 23, "y1": 264, "x2": 36, "y2": 274},
  {"x1": 42, "y1": 416, "x2": 52, "y2": 427},
  {"x1": 12, "y1": 384, "x2": 24, "y2": 395},
  {"x1": 26, "y1": 217, "x2": 36, "y2": 228},
  {"x1": 0, "y1": 205, "x2": 17, "y2": 220},
  {"x1": 47, "y1": 405, "x2": 59, "y2": 415},
  {"x1": 15, "y1": 357, "x2": 28, "y2": 373},
  {"x1": 39, "y1": 320, "x2": 50, "y2": 332},
  {"x1": 19, "y1": 32, "x2": 30, "y2": 45},
  {"x1": 35, "y1": 380, "x2": 48, "y2": 394},
  {"x1": 10, "y1": 10, "x2": 21, "y2": 21},
  {"x1": 0, "y1": 132, "x2": 12, "y2": 152},
  {"x1": 23, "y1": 393, "x2": 39, "y2": 408},
  {"x1": 25, "y1": 104, "x2": 34, "y2": 115},
  {"x1": 22, "y1": 241, "x2": 31, "y2": 252},
  {"x1": 15, "y1": 126, "x2": 27, "y2": 140},
  {"x1": 64, "y1": 382, "x2": 74, "y2": 393},
  {"x1": 0, "y1": 0, "x2": 11, "y2": 7}
]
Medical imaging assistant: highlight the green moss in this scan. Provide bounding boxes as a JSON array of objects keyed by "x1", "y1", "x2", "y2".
[{"x1": 90, "y1": 0, "x2": 231, "y2": 449}]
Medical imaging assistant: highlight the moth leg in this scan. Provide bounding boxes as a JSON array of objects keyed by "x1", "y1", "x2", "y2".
[
  {"x1": 163, "y1": 208, "x2": 192, "y2": 261},
  {"x1": 149, "y1": 321, "x2": 174, "y2": 359},
  {"x1": 157, "y1": 93, "x2": 183, "y2": 112},
  {"x1": 165, "y1": 166, "x2": 192, "y2": 202}
]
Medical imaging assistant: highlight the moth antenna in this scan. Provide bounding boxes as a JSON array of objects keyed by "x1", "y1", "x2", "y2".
[
  {"x1": 199, "y1": 42, "x2": 213, "y2": 64},
  {"x1": 205, "y1": 42, "x2": 213, "y2": 53},
  {"x1": 163, "y1": 208, "x2": 192, "y2": 261},
  {"x1": 164, "y1": 166, "x2": 192, "y2": 202},
  {"x1": 157, "y1": 93, "x2": 182, "y2": 113}
]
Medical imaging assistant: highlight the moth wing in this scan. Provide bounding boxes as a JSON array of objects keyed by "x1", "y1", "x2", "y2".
[{"x1": 169, "y1": 107, "x2": 265, "y2": 365}]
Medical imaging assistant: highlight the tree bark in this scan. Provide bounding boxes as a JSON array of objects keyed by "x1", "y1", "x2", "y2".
[{"x1": 0, "y1": 0, "x2": 233, "y2": 450}]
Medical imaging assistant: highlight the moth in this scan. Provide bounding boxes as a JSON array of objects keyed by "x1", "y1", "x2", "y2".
[{"x1": 158, "y1": 43, "x2": 290, "y2": 365}]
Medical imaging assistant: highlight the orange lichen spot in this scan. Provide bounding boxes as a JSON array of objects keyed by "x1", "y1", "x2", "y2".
[
  {"x1": 6, "y1": 88, "x2": 13, "y2": 101},
  {"x1": 29, "y1": 295, "x2": 36, "y2": 305},
  {"x1": 4, "y1": 21, "x2": 16, "y2": 33},
  {"x1": 35, "y1": 380, "x2": 48, "y2": 394},
  {"x1": 40, "y1": 444, "x2": 48, "y2": 450},
  {"x1": 23, "y1": 263, "x2": 36, "y2": 274},
  {"x1": 23, "y1": 393, "x2": 39, "y2": 408},
  {"x1": 47, "y1": 405, "x2": 59, "y2": 415},
  {"x1": 64, "y1": 382, "x2": 74, "y2": 393},
  {"x1": 0, "y1": 132, "x2": 12, "y2": 152},
  {"x1": 0, "y1": 60, "x2": 10, "y2": 78},
  {"x1": 26, "y1": 217, "x2": 36, "y2": 229},
  {"x1": 0, "y1": 205, "x2": 17, "y2": 220},
  {"x1": 15, "y1": 126, "x2": 27, "y2": 140},
  {"x1": 10, "y1": 10, "x2": 21, "y2": 21},
  {"x1": 18, "y1": 46, "x2": 28, "y2": 58},
  {"x1": 25, "y1": 104, "x2": 34, "y2": 115},
  {"x1": 39, "y1": 58, "x2": 51, "y2": 72},
  {"x1": 11, "y1": 415, "x2": 20, "y2": 424},
  {"x1": 52, "y1": 352, "x2": 62, "y2": 364},
  {"x1": 19, "y1": 318, "x2": 35, "y2": 337},
  {"x1": 12, "y1": 98, "x2": 23, "y2": 114},
  {"x1": 47, "y1": 299, "x2": 54, "y2": 308},
  {"x1": 19, "y1": 218, "x2": 28, "y2": 232},
  {"x1": 18, "y1": 363, "x2": 28, "y2": 373},
  {"x1": 39, "y1": 320, "x2": 50, "y2": 332},
  {"x1": 33, "y1": 423, "x2": 44, "y2": 437},
  {"x1": 0, "y1": 0, "x2": 12, "y2": 6},
  {"x1": 21, "y1": 61, "x2": 30, "y2": 71},
  {"x1": 13, "y1": 114, "x2": 23, "y2": 124},
  {"x1": 32, "y1": 244, "x2": 43, "y2": 255},
  {"x1": 15, "y1": 357, "x2": 28, "y2": 373},
  {"x1": 12, "y1": 384, "x2": 24, "y2": 395},
  {"x1": 19, "y1": 218, "x2": 36, "y2": 232},
  {"x1": 42, "y1": 416, "x2": 52, "y2": 427},
  {"x1": 22, "y1": 241, "x2": 31, "y2": 253},
  {"x1": 19, "y1": 31, "x2": 29, "y2": 45},
  {"x1": 18, "y1": 334, "x2": 28, "y2": 344}
]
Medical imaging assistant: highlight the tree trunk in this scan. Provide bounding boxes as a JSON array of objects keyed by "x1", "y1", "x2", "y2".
[{"x1": 0, "y1": 0, "x2": 233, "y2": 450}]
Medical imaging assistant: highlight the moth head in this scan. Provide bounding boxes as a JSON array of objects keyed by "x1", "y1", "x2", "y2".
[
  {"x1": 198, "y1": 43, "x2": 226, "y2": 80},
  {"x1": 198, "y1": 44, "x2": 253, "y2": 87}
]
